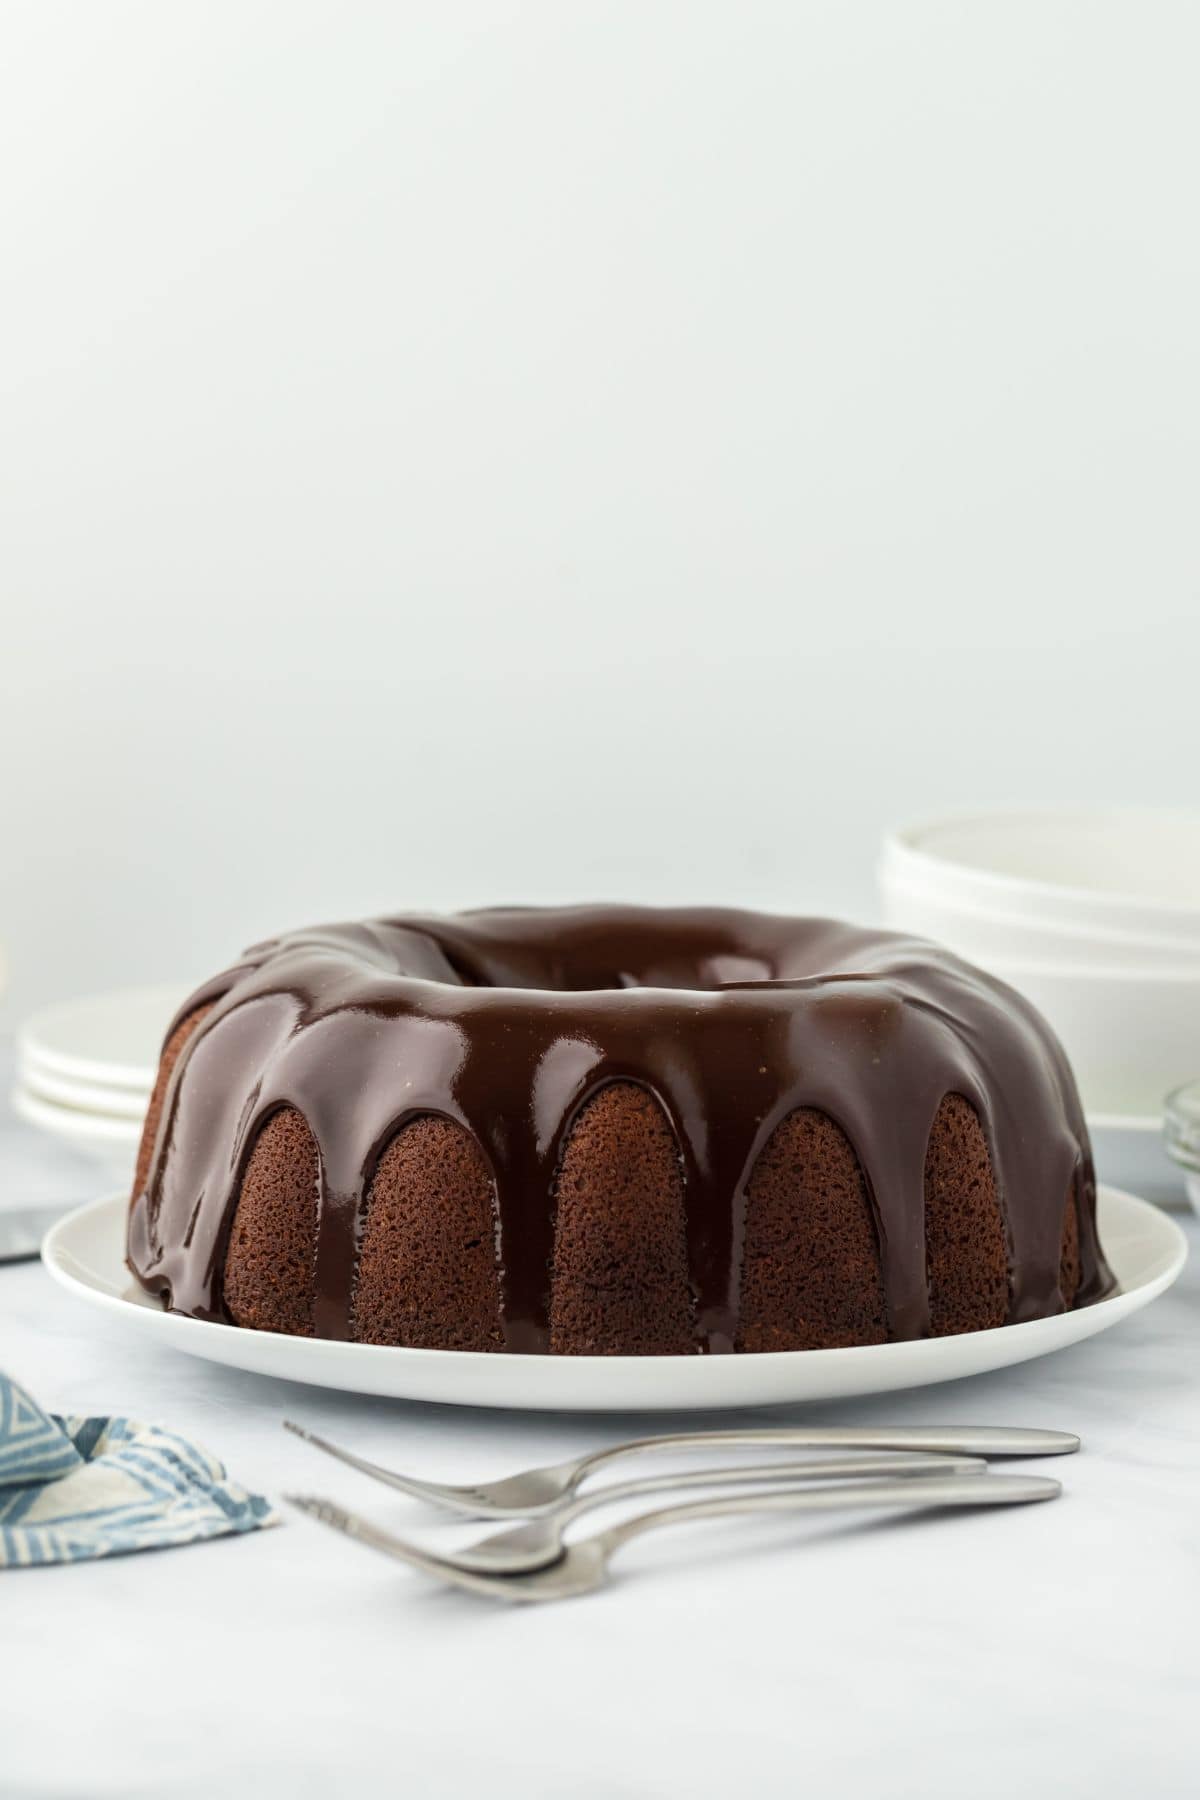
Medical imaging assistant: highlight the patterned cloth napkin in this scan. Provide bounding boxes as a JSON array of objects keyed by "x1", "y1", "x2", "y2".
[{"x1": 0, "y1": 1372, "x2": 278, "y2": 1567}]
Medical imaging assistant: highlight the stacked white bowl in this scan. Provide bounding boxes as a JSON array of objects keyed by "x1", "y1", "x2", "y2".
[
  {"x1": 879, "y1": 811, "x2": 1200, "y2": 1193},
  {"x1": 13, "y1": 985, "x2": 190, "y2": 1183}
]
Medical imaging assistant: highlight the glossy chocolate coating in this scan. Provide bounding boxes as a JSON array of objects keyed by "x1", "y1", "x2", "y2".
[{"x1": 127, "y1": 906, "x2": 1111, "y2": 1350}]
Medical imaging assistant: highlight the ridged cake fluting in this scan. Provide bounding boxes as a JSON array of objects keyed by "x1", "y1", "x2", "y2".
[{"x1": 127, "y1": 906, "x2": 1111, "y2": 1353}]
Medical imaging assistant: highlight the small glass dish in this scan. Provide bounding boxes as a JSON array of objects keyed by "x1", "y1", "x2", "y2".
[{"x1": 1163, "y1": 1080, "x2": 1200, "y2": 1217}]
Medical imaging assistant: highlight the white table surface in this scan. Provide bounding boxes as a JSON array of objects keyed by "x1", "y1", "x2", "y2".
[{"x1": 2, "y1": 1078, "x2": 1198, "y2": 1800}]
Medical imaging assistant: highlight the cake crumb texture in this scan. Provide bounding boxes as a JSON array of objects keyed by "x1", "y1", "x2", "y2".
[
  {"x1": 738, "y1": 1107, "x2": 887, "y2": 1351},
  {"x1": 550, "y1": 1082, "x2": 694, "y2": 1355},
  {"x1": 224, "y1": 1107, "x2": 319, "y2": 1336},
  {"x1": 353, "y1": 1115, "x2": 503, "y2": 1350},
  {"x1": 923, "y1": 1093, "x2": 1010, "y2": 1335}
]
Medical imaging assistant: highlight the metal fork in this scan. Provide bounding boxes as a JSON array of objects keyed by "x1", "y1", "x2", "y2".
[
  {"x1": 282, "y1": 1421, "x2": 1078, "y2": 1519},
  {"x1": 392, "y1": 1451, "x2": 987, "y2": 1574},
  {"x1": 286, "y1": 1471, "x2": 1061, "y2": 1603}
]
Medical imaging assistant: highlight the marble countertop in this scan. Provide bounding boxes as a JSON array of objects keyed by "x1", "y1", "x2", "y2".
[{"x1": 2, "y1": 1083, "x2": 1197, "y2": 1800}]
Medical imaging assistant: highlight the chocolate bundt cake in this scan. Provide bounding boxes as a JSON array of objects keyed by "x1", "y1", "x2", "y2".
[{"x1": 127, "y1": 906, "x2": 1111, "y2": 1353}]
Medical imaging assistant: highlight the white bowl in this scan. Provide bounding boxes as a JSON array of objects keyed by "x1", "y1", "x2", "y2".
[
  {"x1": 882, "y1": 810, "x2": 1200, "y2": 947},
  {"x1": 881, "y1": 873, "x2": 1200, "y2": 970},
  {"x1": 979, "y1": 957, "x2": 1200, "y2": 1120}
]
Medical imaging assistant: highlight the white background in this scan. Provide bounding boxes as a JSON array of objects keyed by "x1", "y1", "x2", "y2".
[
  {"x1": 3, "y1": 0, "x2": 1199, "y2": 1026},
  {"x1": 3, "y1": 14, "x2": 1199, "y2": 1798}
]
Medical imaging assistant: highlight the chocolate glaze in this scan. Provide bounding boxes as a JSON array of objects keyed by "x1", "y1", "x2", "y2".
[{"x1": 127, "y1": 906, "x2": 1112, "y2": 1352}]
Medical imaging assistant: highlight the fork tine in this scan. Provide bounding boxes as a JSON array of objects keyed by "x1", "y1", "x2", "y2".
[
  {"x1": 283, "y1": 1421, "x2": 466, "y2": 1506},
  {"x1": 284, "y1": 1494, "x2": 545, "y2": 1602},
  {"x1": 285, "y1": 1492, "x2": 429, "y2": 1558},
  {"x1": 286, "y1": 1494, "x2": 344, "y2": 1528}
]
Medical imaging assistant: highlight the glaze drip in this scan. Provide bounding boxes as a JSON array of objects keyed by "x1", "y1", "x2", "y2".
[{"x1": 127, "y1": 906, "x2": 1112, "y2": 1351}]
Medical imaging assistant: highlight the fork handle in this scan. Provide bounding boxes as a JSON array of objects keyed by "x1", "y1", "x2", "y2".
[
  {"x1": 572, "y1": 1425, "x2": 1078, "y2": 1488},
  {"x1": 555, "y1": 1450, "x2": 985, "y2": 1526},
  {"x1": 601, "y1": 1472, "x2": 1061, "y2": 1559}
]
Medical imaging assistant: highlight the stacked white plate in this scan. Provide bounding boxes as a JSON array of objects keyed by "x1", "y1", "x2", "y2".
[
  {"x1": 879, "y1": 809, "x2": 1200, "y2": 1207},
  {"x1": 13, "y1": 985, "x2": 191, "y2": 1182}
]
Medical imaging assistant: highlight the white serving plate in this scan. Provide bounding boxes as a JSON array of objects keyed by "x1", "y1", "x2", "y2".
[
  {"x1": 42, "y1": 1187, "x2": 1186, "y2": 1412},
  {"x1": 17, "y1": 983, "x2": 191, "y2": 1090},
  {"x1": 18, "y1": 1060, "x2": 150, "y2": 1121},
  {"x1": 882, "y1": 810, "x2": 1200, "y2": 946}
]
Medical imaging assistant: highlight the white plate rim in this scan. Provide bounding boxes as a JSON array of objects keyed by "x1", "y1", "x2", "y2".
[
  {"x1": 41, "y1": 1187, "x2": 1187, "y2": 1413},
  {"x1": 881, "y1": 809, "x2": 1200, "y2": 933},
  {"x1": 11, "y1": 1085, "x2": 144, "y2": 1145},
  {"x1": 16, "y1": 983, "x2": 192, "y2": 1090},
  {"x1": 878, "y1": 867, "x2": 1200, "y2": 962},
  {"x1": 18, "y1": 1062, "x2": 150, "y2": 1120}
]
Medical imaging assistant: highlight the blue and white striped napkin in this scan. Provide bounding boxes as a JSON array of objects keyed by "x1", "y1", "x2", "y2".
[{"x1": 0, "y1": 1373, "x2": 278, "y2": 1567}]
